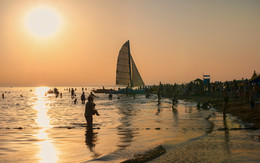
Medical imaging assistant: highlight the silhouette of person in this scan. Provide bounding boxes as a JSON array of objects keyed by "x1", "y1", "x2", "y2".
[
  {"x1": 223, "y1": 86, "x2": 229, "y2": 118},
  {"x1": 250, "y1": 87, "x2": 256, "y2": 110},
  {"x1": 74, "y1": 98, "x2": 78, "y2": 104},
  {"x1": 223, "y1": 87, "x2": 229, "y2": 108},
  {"x1": 108, "y1": 93, "x2": 113, "y2": 100},
  {"x1": 85, "y1": 96, "x2": 100, "y2": 127},
  {"x1": 89, "y1": 92, "x2": 96, "y2": 99},
  {"x1": 197, "y1": 100, "x2": 201, "y2": 109},
  {"x1": 157, "y1": 90, "x2": 161, "y2": 105},
  {"x1": 156, "y1": 105, "x2": 161, "y2": 115},
  {"x1": 2, "y1": 93, "x2": 4, "y2": 99},
  {"x1": 81, "y1": 92, "x2": 86, "y2": 104},
  {"x1": 71, "y1": 88, "x2": 75, "y2": 99},
  {"x1": 54, "y1": 88, "x2": 59, "y2": 97},
  {"x1": 133, "y1": 93, "x2": 136, "y2": 99},
  {"x1": 172, "y1": 92, "x2": 178, "y2": 108},
  {"x1": 145, "y1": 93, "x2": 151, "y2": 98}
]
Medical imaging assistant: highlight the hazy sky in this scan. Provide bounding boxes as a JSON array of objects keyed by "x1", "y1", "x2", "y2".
[{"x1": 0, "y1": 0, "x2": 259, "y2": 86}]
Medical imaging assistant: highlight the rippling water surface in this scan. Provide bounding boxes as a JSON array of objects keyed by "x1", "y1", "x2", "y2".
[{"x1": 0, "y1": 87, "x2": 259, "y2": 162}]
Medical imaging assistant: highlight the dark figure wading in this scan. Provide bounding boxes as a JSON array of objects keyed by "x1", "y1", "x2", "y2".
[{"x1": 85, "y1": 96, "x2": 100, "y2": 127}]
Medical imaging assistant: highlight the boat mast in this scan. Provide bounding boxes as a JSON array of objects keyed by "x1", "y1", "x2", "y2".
[{"x1": 128, "y1": 40, "x2": 132, "y2": 88}]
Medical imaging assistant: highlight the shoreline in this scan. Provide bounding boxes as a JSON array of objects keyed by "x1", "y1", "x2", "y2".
[
  {"x1": 149, "y1": 111, "x2": 260, "y2": 163},
  {"x1": 122, "y1": 95, "x2": 260, "y2": 162},
  {"x1": 122, "y1": 99, "x2": 216, "y2": 163},
  {"x1": 121, "y1": 145, "x2": 166, "y2": 163},
  {"x1": 180, "y1": 95, "x2": 260, "y2": 128}
]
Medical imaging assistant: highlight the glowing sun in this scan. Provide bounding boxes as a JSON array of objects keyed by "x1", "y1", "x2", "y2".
[{"x1": 25, "y1": 5, "x2": 61, "y2": 38}]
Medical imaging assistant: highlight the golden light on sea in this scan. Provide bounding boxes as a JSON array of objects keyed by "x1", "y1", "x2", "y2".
[
  {"x1": 34, "y1": 87, "x2": 59, "y2": 162},
  {"x1": 24, "y1": 5, "x2": 62, "y2": 38}
]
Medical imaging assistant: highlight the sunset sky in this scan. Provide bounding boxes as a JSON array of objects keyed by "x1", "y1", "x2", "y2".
[{"x1": 0, "y1": 0, "x2": 259, "y2": 86}]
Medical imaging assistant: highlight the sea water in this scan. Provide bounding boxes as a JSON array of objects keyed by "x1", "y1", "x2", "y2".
[{"x1": 0, "y1": 87, "x2": 259, "y2": 162}]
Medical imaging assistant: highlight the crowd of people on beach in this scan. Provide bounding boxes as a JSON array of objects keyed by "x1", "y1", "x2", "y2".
[{"x1": 148, "y1": 78, "x2": 259, "y2": 111}]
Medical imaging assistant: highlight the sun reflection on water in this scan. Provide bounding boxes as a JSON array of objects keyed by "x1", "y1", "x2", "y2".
[{"x1": 34, "y1": 87, "x2": 58, "y2": 163}]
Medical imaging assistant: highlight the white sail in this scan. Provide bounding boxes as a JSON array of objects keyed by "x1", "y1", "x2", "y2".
[
  {"x1": 116, "y1": 41, "x2": 131, "y2": 86},
  {"x1": 116, "y1": 40, "x2": 144, "y2": 87},
  {"x1": 130, "y1": 55, "x2": 144, "y2": 87}
]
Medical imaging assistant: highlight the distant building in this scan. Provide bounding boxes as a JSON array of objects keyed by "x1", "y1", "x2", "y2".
[{"x1": 203, "y1": 74, "x2": 210, "y2": 85}]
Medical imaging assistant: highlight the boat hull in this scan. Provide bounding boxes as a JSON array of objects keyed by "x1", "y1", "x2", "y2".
[
  {"x1": 110, "y1": 89, "x2": 145, "y2": 94},
  {"x1": 93, "y1": 89, "x2": 115, "y2": 93}
]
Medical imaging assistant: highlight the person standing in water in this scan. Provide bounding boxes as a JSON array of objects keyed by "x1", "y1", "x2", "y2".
[
  {"x1": 157, "y1": 90, "x2": 161, "y2": 105},
  {"x1": 89, "y1": 92, "x2": 96, "y2": 99},
  {"x1": 85, "y1": 96, "x2": 100, "y2": 127},
  {"x1": 250, "y1": 87, "x2": 256, "y2": 110},
  {"x1": 81, "y1": 92, "x2": 86, "y2": 104},
  {"x1": 2, "y1": 93, "x2": 4, "y2": 99},
  {"x1": 108, "y1": 93, "x2": 113, "y2": 100},
  {"x1": 71, "y1": 88, "x2": 75, "y2": 99},
  {"x1": 223, "y1": 86, "x2": 229, "y2": 118},
  {"x1": 74, "y1": 98, "x2": 78, "y2": 104}
]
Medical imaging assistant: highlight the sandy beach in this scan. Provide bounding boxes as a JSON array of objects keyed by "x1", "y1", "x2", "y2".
[
  {"x1": 123, "y1": 102, "x2": 260, "y2": 163},
  {"x1": 150, "y1": 112, "x2": 260, "y2": 163},
  {"x1": 147, "y1": 89, "x2": 260, "y2": 163}
]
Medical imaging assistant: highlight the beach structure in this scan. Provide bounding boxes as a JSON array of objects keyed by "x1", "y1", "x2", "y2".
[
  {"x1": 203, "y1": 74, "x2": 210, "y2": 85},
  {"x1": 112, "y1": 40, "x2": 145, "y2": 94}
]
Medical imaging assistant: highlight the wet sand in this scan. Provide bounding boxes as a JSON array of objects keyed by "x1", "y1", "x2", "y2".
[
  {"x1": 182, "y1": 94, "x2": 260, "y2": 128},
  {"x1": 150, "y1": 112, "x2": 260, "y2": 163}
]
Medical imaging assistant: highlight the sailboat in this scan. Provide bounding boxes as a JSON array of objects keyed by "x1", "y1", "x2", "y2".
[{"x1": 112, "y1": 40, "x2": 145, "y2": 94}]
